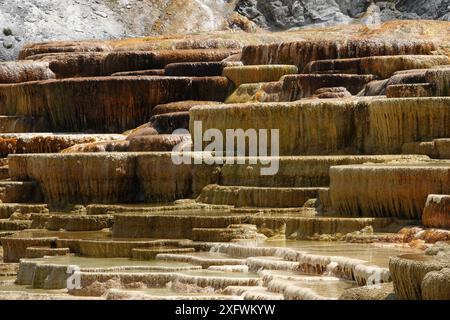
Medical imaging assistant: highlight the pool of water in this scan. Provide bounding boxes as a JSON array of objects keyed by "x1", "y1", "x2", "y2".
[
  {"x1": 24, "y1": 256, "x2": 200, "y2": 270},
  {"x1": 252, "y1": 240, "x2": 419, "y2": 267}
]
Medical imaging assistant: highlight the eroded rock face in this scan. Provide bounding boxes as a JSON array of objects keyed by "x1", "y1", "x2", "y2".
[
  {"x1": 9, "y1": 153, "x2": 138, "y2": 207},
  {"x1": 191, "y1": 97, "x2": 450, "y2": 156},
  {"x1": 0, "y1": 76, "x2": 231, "y2": 132},
  {"x1": 241, "y1": 39, "x2": 436, "y2": 71},
  {"x1": 165, "y1": 62, "x2": 224, "y2": 77},
  {"x1": 102, "y1": 50, "x2": 237, "y2": 75},
  {"x1": 422, "y1": 195, "x2": 450, "y2": 229},
  {"x1": 330, "y1": 163, "x2": 450, "y2": 219}
]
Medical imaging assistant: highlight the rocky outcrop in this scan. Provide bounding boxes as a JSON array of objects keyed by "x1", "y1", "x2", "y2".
[
  {"x1": 236, "y1": 1, "x2": 450, "y2": 30},
  {"x1": 197, "y1": 184, "x2": 324, "y2": 207},
  {"x1": 0, "y1": 0, "x2": 238, "y2": 61},
  {"x1": 151, "y1": 101, "x2": 221, "y2": 116},
  {"x1": 313, "y1": 87, "x2": 352, "y2": 99}
]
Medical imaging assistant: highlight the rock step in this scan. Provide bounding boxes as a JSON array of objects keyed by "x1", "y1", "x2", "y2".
[
  {"x1": 150, "y1": 100, "x2": 221, "y2": 116},
  {"x1": 197, "y1": 184, "x2": 332, "y2": 208},
  {"x1": 25, "y1": 247, "x2": 70, "y2": 259},
  {"x1": 8, "y1": 153, "x2": 429, "y2": 208},
  {"x1": 101, "y1": 50, "x2": 238, "y2": 75},
  {"x1": 191, "y1": 97, "x2": 450, "y2": 156},
  {"x1": 75, "y1": 239, "x2": 191, "y2": 258},
  {"x1": 329, "y1": 162, "x2": 450, "y2": 219},
  {"x1": 0, "y1": 116, "x2": 50, "y2": 133},
  {"x1": 0, "y1": 203, "x2": 48, "y2": 219},
  {"x1": 226, "y1": 81, "x2": 283, "y2": 104},
  {"x1": 113, "y1": 211, "x2": 406, "y2": 240},
  {"x1": 422, "y1": 195, "x2": 450, "y2": 229},
  {"x1": 223, "y1": 65, "x2": 298, "y2": 87},
  {"x1": 111, "y1": 69, "x2": 165, "y2": 77},
  {"x1": 33, "y1": 50, "x2": 237, "y2": 78},
  {"x1": 32, "y1": 214, "x2": 114, "y2": 232},
  {"x1": 191, "y1": 225, "x2": 266, "y2": 242},
  {"x1": 241, "y1": 39, "x2": 437, "y2": 71},
  {"x1": 386, "y1": 83, "x2": 434, "y2": 98},
  {"x1": 222, "y1": 286, "x2": 284, "y2": 300},
  {"x1": 0, "y1": 133, "x2": 126, "y2": 155},
  {"x1": 148, "y1": 111, "x2": 190, "y2": 134},
  {"x1": 128, "y1": 134, "x2": 191, "y2": 152},
  {"x1": 0, "y1": 219, "x2": 32, "y2": 231},
  {"x1": 131, "y1": 247, "x2": 196, "y2": 260},
  {"x1": 32, "y1": 269, "x2": 259, "y2": 292},
  {"x1": 104, "y1": 289, "x2": 240, "y2": 301},
  {"x1": 0, "y1": 237, "x2": 58, "y2": 262},
  {"x1": 0, "y1": 165, "x2": 9, "y2": 180},
  {"x1": 0, "y1": 181, "x2": 40, "y2": 203},
  {"x1": 0, "y1": 61, "x2": 55, "y2": 83},
  {"x1": 402, "y1": 139, "x2": 450, "y2": 159},
  {"x1": 0, "y1": 231, "x2": 15, "y2": 238},
  {"x1": 280, "y1": 74, "x2": 375, "y2": 99},
  {"x1": 246, "y1": 257, "x2": 300, "y2": 272},
  {"x1": 156, "y1": 253, "x2": 246, "y2": 268},
  {"x1": 0, "y1": 76, "x2": 230, "y2": 133},
  {"x1": 0, "y1": 263, "x2": 18, "y2": 276},
  {"x1": 285, "y1": 217, "x2": 404, "y2": 240},
  {"x1": 165, "y1": 62, "x2": 225, "y2": 77},
  {"x1": 305, "y1": 55, "x2": 450, "y2": 79}
]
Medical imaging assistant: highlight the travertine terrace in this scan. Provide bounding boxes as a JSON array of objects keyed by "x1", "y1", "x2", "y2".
[{"x1": 0, "y1": 21, "x2": 449, "y2": 300}]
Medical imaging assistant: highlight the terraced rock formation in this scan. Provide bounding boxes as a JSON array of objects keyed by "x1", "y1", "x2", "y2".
[{"x1": 0, "y1": 20, "x2": 449, "y2": 300}]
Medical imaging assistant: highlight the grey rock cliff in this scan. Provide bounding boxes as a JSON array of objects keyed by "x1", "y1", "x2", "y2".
[{"x1": 236, "y1": 0, "x2": 450, "y2": 30}]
